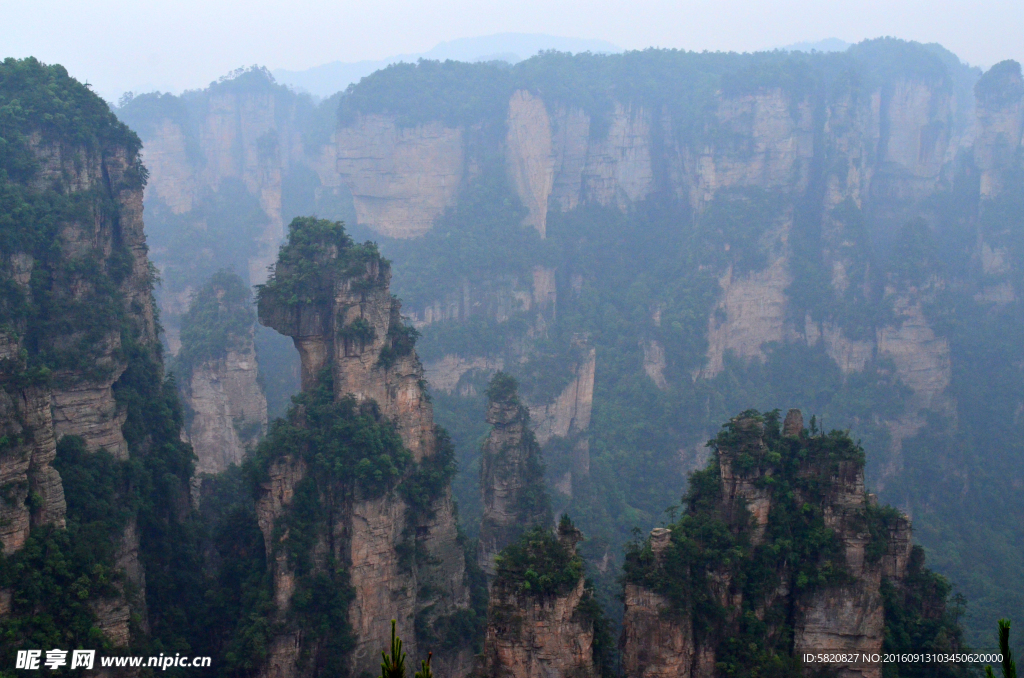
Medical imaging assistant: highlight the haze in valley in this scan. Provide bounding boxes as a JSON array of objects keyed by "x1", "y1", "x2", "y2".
[{"x1": 2, "y1": 0, "x2": 1021, "y2": 100}]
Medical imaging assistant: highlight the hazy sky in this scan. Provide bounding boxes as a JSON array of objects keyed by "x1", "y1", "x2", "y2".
[{"x1": 4, "y1": 0, "x2": 1022, "y2": 100}]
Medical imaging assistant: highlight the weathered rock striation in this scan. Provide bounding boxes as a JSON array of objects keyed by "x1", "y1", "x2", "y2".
[
  {"x1": 0, "y1": 58, "x2": 188, "y2": 652},
  {"x1": 255, "y1": 218, "x2": 470, "y2": 678},
  {"x1": 480, "y1": 519, "x2": 604, "y2": 678},
  {"x1": 183, "y1": 338, "x2": 266, "y2": 474},
  {"x1": 177, "y1": 270, "x2": 268, "y2": 476},
  {"x1": 477, "y1": 373, "x2": 552, "y2": 577},
  {"x1": 620, "y1": 409, "x2": 959, "y2": 678}
]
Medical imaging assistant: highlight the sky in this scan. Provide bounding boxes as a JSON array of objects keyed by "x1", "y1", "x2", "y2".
[{"x1": 3, "y1": 0, "x2": 1022, "y2": 100}]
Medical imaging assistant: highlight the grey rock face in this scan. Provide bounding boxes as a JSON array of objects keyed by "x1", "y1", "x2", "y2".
[{"x1": 478, "y1": 386, "x2": 551, "y2": 577}]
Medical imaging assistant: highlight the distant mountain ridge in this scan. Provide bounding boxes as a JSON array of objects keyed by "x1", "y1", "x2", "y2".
[
  {"x1": 272, "y1": 32, "x2": 622, "y2": 97},
  {"x1": 781, "y1": 37, "x2": 851, "y2": 53}
]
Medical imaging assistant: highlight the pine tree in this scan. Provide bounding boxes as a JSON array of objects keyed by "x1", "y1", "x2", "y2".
[
  {"x1": 381, "y1": 620, "x2": 406, "y2": 678},
  {"x1": 414, "y1": 652, "x2": 433, "y2": 678},
  {"x1": 985, "y1": 619, "x2": 1016, "y2": 678}
]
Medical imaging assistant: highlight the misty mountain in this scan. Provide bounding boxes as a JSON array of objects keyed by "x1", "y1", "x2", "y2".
[
  {"x1": 780, "y1": 37, "x2": 851, "y2": 52},
  {"x1": 271, "y1": 32, "x2": 622, "y2": 97}
]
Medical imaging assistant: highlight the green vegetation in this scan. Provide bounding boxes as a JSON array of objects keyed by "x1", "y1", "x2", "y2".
[
  {"x1": 0, "y1": 57, "x2": 149, "y2": 384},
  {"x1": 484, "y1": 370, "x2": 519, "y2": 404},
  {"x1": 257, "y1": 217, "x2": 386, "y2": 310},
  {"x1": 975, "y1": 61, "x2": 1024, "y2": 106},
  {"x1": 96, "y1": 40, "x2": 1023, "y2": 654},
  {"x1": 381, "y1": 165, "x2": 542, "y2": 320},
  {"x1": 623, "y1": 410, "x2": 967, "y2": 678},
  {"x1": 624, "y1": 412, "x2": 857, "y2": 622},
  {"x1": 413, "y1": 652, "x2": 433, "y2": 678},
  {"x1": 494, "y1": 518, "x2": 584, "y2": 596},
  {"x1": 481, "y1": 372, "x2": 552, "y2": 533},
  {"x1": 338, "y1": 60, "x2": 513, "y2": 129},
  {"x1": 491, "y1": 517, "x2": 614, "y2": 676},
  {"x1": 175, "y1": 269, "x2": 256, "y2": 373},
  {"x1": 984, "y1": 620, "x2": 1016, "y2": 678},
  {"x1": 0, "y1": 57, "x2": 141, "y2": 165},
  {"x1": 143, "y1": 178, "x2": 266, "y2": 299},
  {"x1": 881, "y1": 546, "x2": 969, "y2": 678},
  {"x1": 0, "y1": 57, "x2": 208, "y2": 675},
  {"x1": 0, "y1": 436, "x2": 133, "y2": 666},
  {"x1": 201, "y1": 365, "x2": 458, "y2": 675},
  {"x1": 377, "y1": 318, "x2": 419, "y2": 369},
  {"x1": 380, "y1": 619, "x2": 407, "y2": 678},
  {"x1": 252, "y1": 368, "x2": 411, "y2": 501},
  {"x1": 376, "y1": 619, "x2": 436, "y2": 678}
]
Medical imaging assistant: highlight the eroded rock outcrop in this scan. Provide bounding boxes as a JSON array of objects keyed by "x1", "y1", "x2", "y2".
[
  {"x1": 527, "y1": 345, "x2": 595, "y2": 498},
  {"x1": 255, "y1": 218, "x2": 470, "y2": 678},
  {"x1": 621, "y1": 410, "x2": 960, "y2": 678},
  {"x1": 477, "y1": 373, "x2": 552, "y2": 576},
  {"x1": 480, "y1": 519, "x2": 604, "y2": 678},
  {"x1": 177, "y1": 270, "x2": 268, "y2": 476}
]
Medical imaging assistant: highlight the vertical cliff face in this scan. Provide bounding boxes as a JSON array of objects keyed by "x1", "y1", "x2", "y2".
[
  {"x1": 0, "y1": 58, "x2": 195, "y2": 655},
  {"x1": 973, "y1": 60, "x2": 1024, "y2": 200},
  {"x1": 620, "y1": 410, "x2": 960, "y2": 678},
  {"x1": 480, "y1": 519, "x2": 604, "y2": 678},
  {"x1": 177, "y1": 270, "x2": 268, "y2": 475},
  {"x1": 308, "y1": 55, "x2": 972, "y2": 480},
  {"x1": 255, "y1": 218, "x2": 470, "y2": 678},
  {"x1": 336, "y1": 115, "x2": 465, "y2": 238},
  {"x1": 0, "y1": 131, "x2": 147, "y2": 506},
  {"x1": 127, "y1": 72, "x2": 308, "y2": 282},
  {"x1": 116, "y1": 69, "x2": 332, "y2": 373},
  {"x1": 477, "y1": 373, "x2": 552, "y2": 576},
  {"x1": 184, "y1": 338, "x2": 266, "y2": 473},
  {"x1": 0, "y1": 383, "x2": 64, "y2": 554}
]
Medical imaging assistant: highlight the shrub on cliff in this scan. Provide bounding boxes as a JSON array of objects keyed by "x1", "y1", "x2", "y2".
[
  {"x1": 256, "y1": 217, "x2": 386, "y2": 309},
  {"x1": 485, "y1": 371, "x2": 519, "y2": 404},
  {"x1": 175, "y1": 269, "x2": 256, "y2": 373},
  {"x1": 494, "y1": 518, "x2": 584, "y2": 596}
]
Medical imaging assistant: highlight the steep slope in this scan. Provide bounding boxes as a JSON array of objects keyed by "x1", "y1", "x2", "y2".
[
  {"x1": 252, "y1": 217, "x2": 471, "y2": 678},
  {"x1": 621, "y1": 409, "x2": 966, "y2": 678},
  {"x1": 0, "y1": 57, "x2": 198, "y2": 658}
]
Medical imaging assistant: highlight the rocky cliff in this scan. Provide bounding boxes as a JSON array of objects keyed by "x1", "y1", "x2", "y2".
[
  {"x1": 0, "y1": 58, "x2": 195, "y2": 657},
  {"x1": 477, "y1": 373, "x2": 551, "y2": 577},
  {"x1": 253, "y1": 217, "x2": 470, "y2": 678},
  {"x1": 479, "y1": 518, "x2": 607, "y2": 678},
  {"x1": 177, "y1": 270, "x2": 267, "y2": 476},
  {"x1": 115, "y1": 44, "x2": 1024, "y2": 642},
  {"x1": 621, "y1": 409, "x2": 963, "y2": 678}
]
